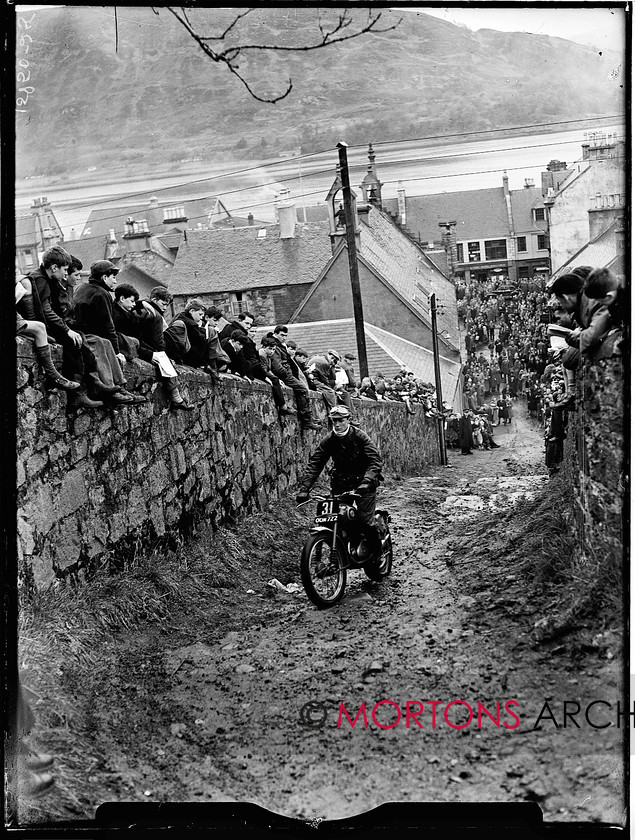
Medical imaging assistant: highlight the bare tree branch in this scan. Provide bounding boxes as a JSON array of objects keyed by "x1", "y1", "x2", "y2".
[{"x1": 165, "y1": 7, "x2": 401, "y2": 104}]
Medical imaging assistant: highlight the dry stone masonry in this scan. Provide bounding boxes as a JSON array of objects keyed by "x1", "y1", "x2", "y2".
[
  {"x1": 563, "y1": 355, "x2": 625, "y2": 570},
  {"x1": 16, "y1": 338, "x2": 438, "y2": 592}
]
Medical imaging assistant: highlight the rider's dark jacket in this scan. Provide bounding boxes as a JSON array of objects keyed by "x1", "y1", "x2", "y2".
[{"x1": 298, "y1": 426, "x2": 383, "y2": 493}]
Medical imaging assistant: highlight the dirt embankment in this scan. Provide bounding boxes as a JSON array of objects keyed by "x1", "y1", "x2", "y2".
[{"x1": 17, "y1": 406, "x2": 624, "y2": 827}]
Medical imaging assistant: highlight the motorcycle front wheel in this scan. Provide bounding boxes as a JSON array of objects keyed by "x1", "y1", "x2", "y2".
[{"x1": 300, "y1": 533, "x2": 347, "y2": 609}]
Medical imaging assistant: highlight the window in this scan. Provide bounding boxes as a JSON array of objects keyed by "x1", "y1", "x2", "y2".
[
  {"x1": 534, "y1": 207, "x2": 546, "y2": 222},
  {"x1": 468, "y1": 241, "x2": 481, "y2": 262},
  {"x1": 229, "y1": 292, "x2": 247, "y2": 316},
  {"x1": 537, "y1": 234, "x2": 548, "y2": 250},
  {"x1": 484, "y1": 239, "x2": 507, "y2": 260},
  {"x1": 23, "y1": 249, "x2": 34, "y2": 267},
  {"x1": 456, "y1": 243, "x2": 464, "y2": 262},
  {"x1": 516, "y1": 236, "x2": 527, "y2": 252}
]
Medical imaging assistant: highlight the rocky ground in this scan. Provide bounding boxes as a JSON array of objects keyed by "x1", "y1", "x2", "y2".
[{"x1": 16, "y1": 405, "x2": 625, "y2": 828}]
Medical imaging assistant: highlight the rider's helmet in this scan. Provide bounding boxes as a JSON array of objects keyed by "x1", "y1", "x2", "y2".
[{"x1": 329, "y1": 405, "x2": 350, "y2": 419}]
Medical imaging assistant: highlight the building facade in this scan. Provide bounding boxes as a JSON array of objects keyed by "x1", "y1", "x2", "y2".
[
  {"x1": 15, "y1": 197, "x2": 64, "y2": 276},
  {"x1": 544, "y1": 132, "x2": 626, "y2": 273}
]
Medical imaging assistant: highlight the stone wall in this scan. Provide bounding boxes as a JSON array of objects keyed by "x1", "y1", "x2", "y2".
[
  {"x1": 16, "y1": 338, "x2": 439, "y2": 593},
  {"x1": 562, "y1": 354, "x2": 625, "y2": 566}
]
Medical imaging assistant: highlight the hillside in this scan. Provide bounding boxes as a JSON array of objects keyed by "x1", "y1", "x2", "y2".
[{"x1": 15, "y1": 6, "x2": 624, "y2": 178}]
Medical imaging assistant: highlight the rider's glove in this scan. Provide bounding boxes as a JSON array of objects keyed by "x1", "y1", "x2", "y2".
[
  {"x1": 296, "y1": 491, "x2": 310, "y2": 504},
  {"x1": 356, "y1": 481, "x2": 373, "y2": 494}
]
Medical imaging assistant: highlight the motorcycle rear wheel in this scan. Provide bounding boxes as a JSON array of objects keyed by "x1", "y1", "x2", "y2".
[
  {"x1": 364, "y1": 533, "x2": 393, "y2": 581},
  {"x1": 300, "y1": 533, "x2": 347, "y2": 609}
]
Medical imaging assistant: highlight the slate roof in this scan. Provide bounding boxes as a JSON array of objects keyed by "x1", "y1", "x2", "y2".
[
  {"x1": 79, "y1": 196, "x2": 233, "y2": 241},
  {"x1": 252, "y1": 318, "x2": 462, "y2": 412},
  {"x1": 301, "y1": 205, "x2": 330, "y2": 223},
  {"x1": 16, "y1": 215, "x2": 41, "y2": 248},
  {"x1": 168, "y1": 222, "x2": 335, "y2": 296},
  {"x1": 16, "y1": 209, "x2": 63, "y2": 248},
  {"x1": 509, "y1": 187, "x2": 549, "y2": 234},
  {"x1": 424, "y1": 250, "x2": 450, "y2": 276},
  {"x1": 551, "y1": 219, "x2": 623, "y2": 279},
  {"x1": 64, "y1": 234, "x2": 174, "y2": 274},
  {"x1": 63, "y1": 237, "x2": 110, "y2": 269},
  {"x1": 357, "y1": 209, "x2": 460, "y2": 352},
  {"x1": 383, "y1": 187, "x2": 509, "y2": 243}
]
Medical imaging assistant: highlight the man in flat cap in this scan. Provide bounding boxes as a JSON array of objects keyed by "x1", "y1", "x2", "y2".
[{"x1": 296, "y1": 404, "x2": 383, "y2": 558}]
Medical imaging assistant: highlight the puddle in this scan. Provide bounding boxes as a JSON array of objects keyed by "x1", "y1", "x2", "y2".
[{"x1": 440, "y1": 475, "x2": 549, "y2": 521}]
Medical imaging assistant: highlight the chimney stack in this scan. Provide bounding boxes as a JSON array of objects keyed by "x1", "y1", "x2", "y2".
[
  {"x1": 397, "y1": 182, "x2": 406, "y2": 226},
  {"x1": 438, "y1": 220, "x2": 458, "y2": 278},
  {"x1": 123, "y1": 218, "x2": 151, "y2": 253},
  {"x1": 106, "y1": 228, "x2": 118, "y2": 259},
  {"x1": 146, "y1": 195, "x2": 162, "y2": 230},
  {"x1": 163, "y1": 205, "x2": 189, "y2": 231},
  {"x1": 276, "y1": 189, "x2": 296, "y2": 239},
  {"x1": 357, "y1": 202, "x2": 371, "y2": 226}
]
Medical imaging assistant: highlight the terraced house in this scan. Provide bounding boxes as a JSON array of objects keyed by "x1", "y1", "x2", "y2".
[
  {"x1": 168, "y1": 161, "x2": 463, "y2": 409},
  {"x1": 383, "y1": 172, "x2": 552, "y2": 285}
]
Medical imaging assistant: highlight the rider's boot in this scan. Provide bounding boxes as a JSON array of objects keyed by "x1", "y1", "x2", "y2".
[{"x1": 360, "y1": 524, "x2": 382, "y2": 558}]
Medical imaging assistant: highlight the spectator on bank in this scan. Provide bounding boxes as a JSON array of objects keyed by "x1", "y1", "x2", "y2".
[
  {"x1": 221, "y1": 330, "x2": 251, "y2": 378},
  {"x1": 359, "y1": 376, "x2": 378, "y2": 400},
  {"x1": 15, "y1": 277, "x2": 80, "y2": 393},
  {"x1": 285, "y1": 341, "x2": 313, "y2": 392},
  {"x1": 545, "y1": 402, "x2": 567, "y2": 475},
  {"x1": 18, "y1": 246, "x2": 105, "y2": 409},
  {"x1": 582, "y1": 267, "x2": 625, "y2": 357},
  {"x1": 270, "y1": 325, "x2": 320, "y2": 430},
  {"x1": 339, "y1": 352, "x2": 359, "y2": 394},
  {"x1": 71, "y1": 260, "x2": 146, "y2": 405},
  {"x1": 547, "y1": 266, "x2": 611, "y2": 410},
  {"x1": 203, "y1": 308, "x2": 231, "y2": 378},
  {"x1": 165, "y1": 299, "x2": 225, "y2": 379},
  {"x1": 217, "y1": 310, "x2": 254, "y2": 344},
  {"x1": 307, "y1": 349, "x2": 356, "y2": 416},
  {"x1": 113, "y1": 284, "x2": 194, "y2": 411},
  {"x1": 259, "y1": 336, "x2": 297, "y2": 417},
  {"x1": 458, "y1": 410, "x2": 474, "y2": 455},
  {"x1": 290, "y1": 347, "x2": 316, "y2": 392}
]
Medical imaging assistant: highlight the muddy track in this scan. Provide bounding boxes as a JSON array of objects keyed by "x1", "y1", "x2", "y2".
[{"x1": 22, "y1": 408, "x2": 624, "y2": 826}]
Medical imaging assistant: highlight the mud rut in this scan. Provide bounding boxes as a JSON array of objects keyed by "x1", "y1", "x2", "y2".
[{"x1": 70, "y1": 409, "x2": 624, "y2": 825}]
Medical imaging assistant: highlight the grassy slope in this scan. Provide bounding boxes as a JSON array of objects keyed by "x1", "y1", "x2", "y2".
[{"x1": 16, "y1": 7, "x2": 623, "y2": 176}]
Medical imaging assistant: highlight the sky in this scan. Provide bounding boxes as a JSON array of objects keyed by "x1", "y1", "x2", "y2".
[{"x1": 401, "y1": 5, "x2": 626, "y2": 51}]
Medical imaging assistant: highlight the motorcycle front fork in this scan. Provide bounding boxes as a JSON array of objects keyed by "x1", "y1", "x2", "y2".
[{"x1": 330, "y1": 520, "x2": 349, "y2": 570}]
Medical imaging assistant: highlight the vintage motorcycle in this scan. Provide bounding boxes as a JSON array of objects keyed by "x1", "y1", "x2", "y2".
[{"x1": 298, "y1": 491, "x2": 392, "y2": 608}]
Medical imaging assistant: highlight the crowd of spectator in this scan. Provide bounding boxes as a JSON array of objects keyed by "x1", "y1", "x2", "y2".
[
  {"x1": 446, "y1": 266, "x2": 624, "y2": 468},
  {"x1": 17, "y1": 249, "x2": 624, "y2": 454}
]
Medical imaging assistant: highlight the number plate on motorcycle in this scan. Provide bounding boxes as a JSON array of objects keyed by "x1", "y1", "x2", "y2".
[
  {"x1": 317, "y1": 500, "x2": 335, "y2": 515},
  {"x1": 314, "y1": 514, "x2": 338, "y2": 524}
]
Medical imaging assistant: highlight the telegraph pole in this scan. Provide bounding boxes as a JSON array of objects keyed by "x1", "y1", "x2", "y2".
[
  {"x1": 430, "y1": 293, "x2": 447, "y2": 465},
  {"x1": 337, "y1": 141, "x2": 369, "y2": 380}
]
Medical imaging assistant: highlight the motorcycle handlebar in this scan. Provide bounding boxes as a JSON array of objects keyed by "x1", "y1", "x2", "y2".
[{"x1": 295, "y1": 491, "x2": 361, "y2": 509}]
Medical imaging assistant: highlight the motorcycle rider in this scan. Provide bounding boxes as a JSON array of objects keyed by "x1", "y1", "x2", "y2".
[{"x1": 295, "y1": 405, "x2": 383, "y2": 558}]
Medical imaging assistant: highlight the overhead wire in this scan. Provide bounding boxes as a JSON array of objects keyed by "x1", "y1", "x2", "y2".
[
  {"x1": 69, "y1": 155, "x2": 599, "y2": 249},
  {"x1": 23, "y1": 113, "x2": 623, "y2": 219},
  {"x1": 59, "y1": 122, "x2": 622, "y2": 246},
  {"x1": 51, "y1": 135, "x2": 602, "y2": 242}
]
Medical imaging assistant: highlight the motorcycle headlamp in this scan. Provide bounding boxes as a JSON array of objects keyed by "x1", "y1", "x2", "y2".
[{"x1": 339, "y1": 504, "x2": 357, "y2": 520}]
